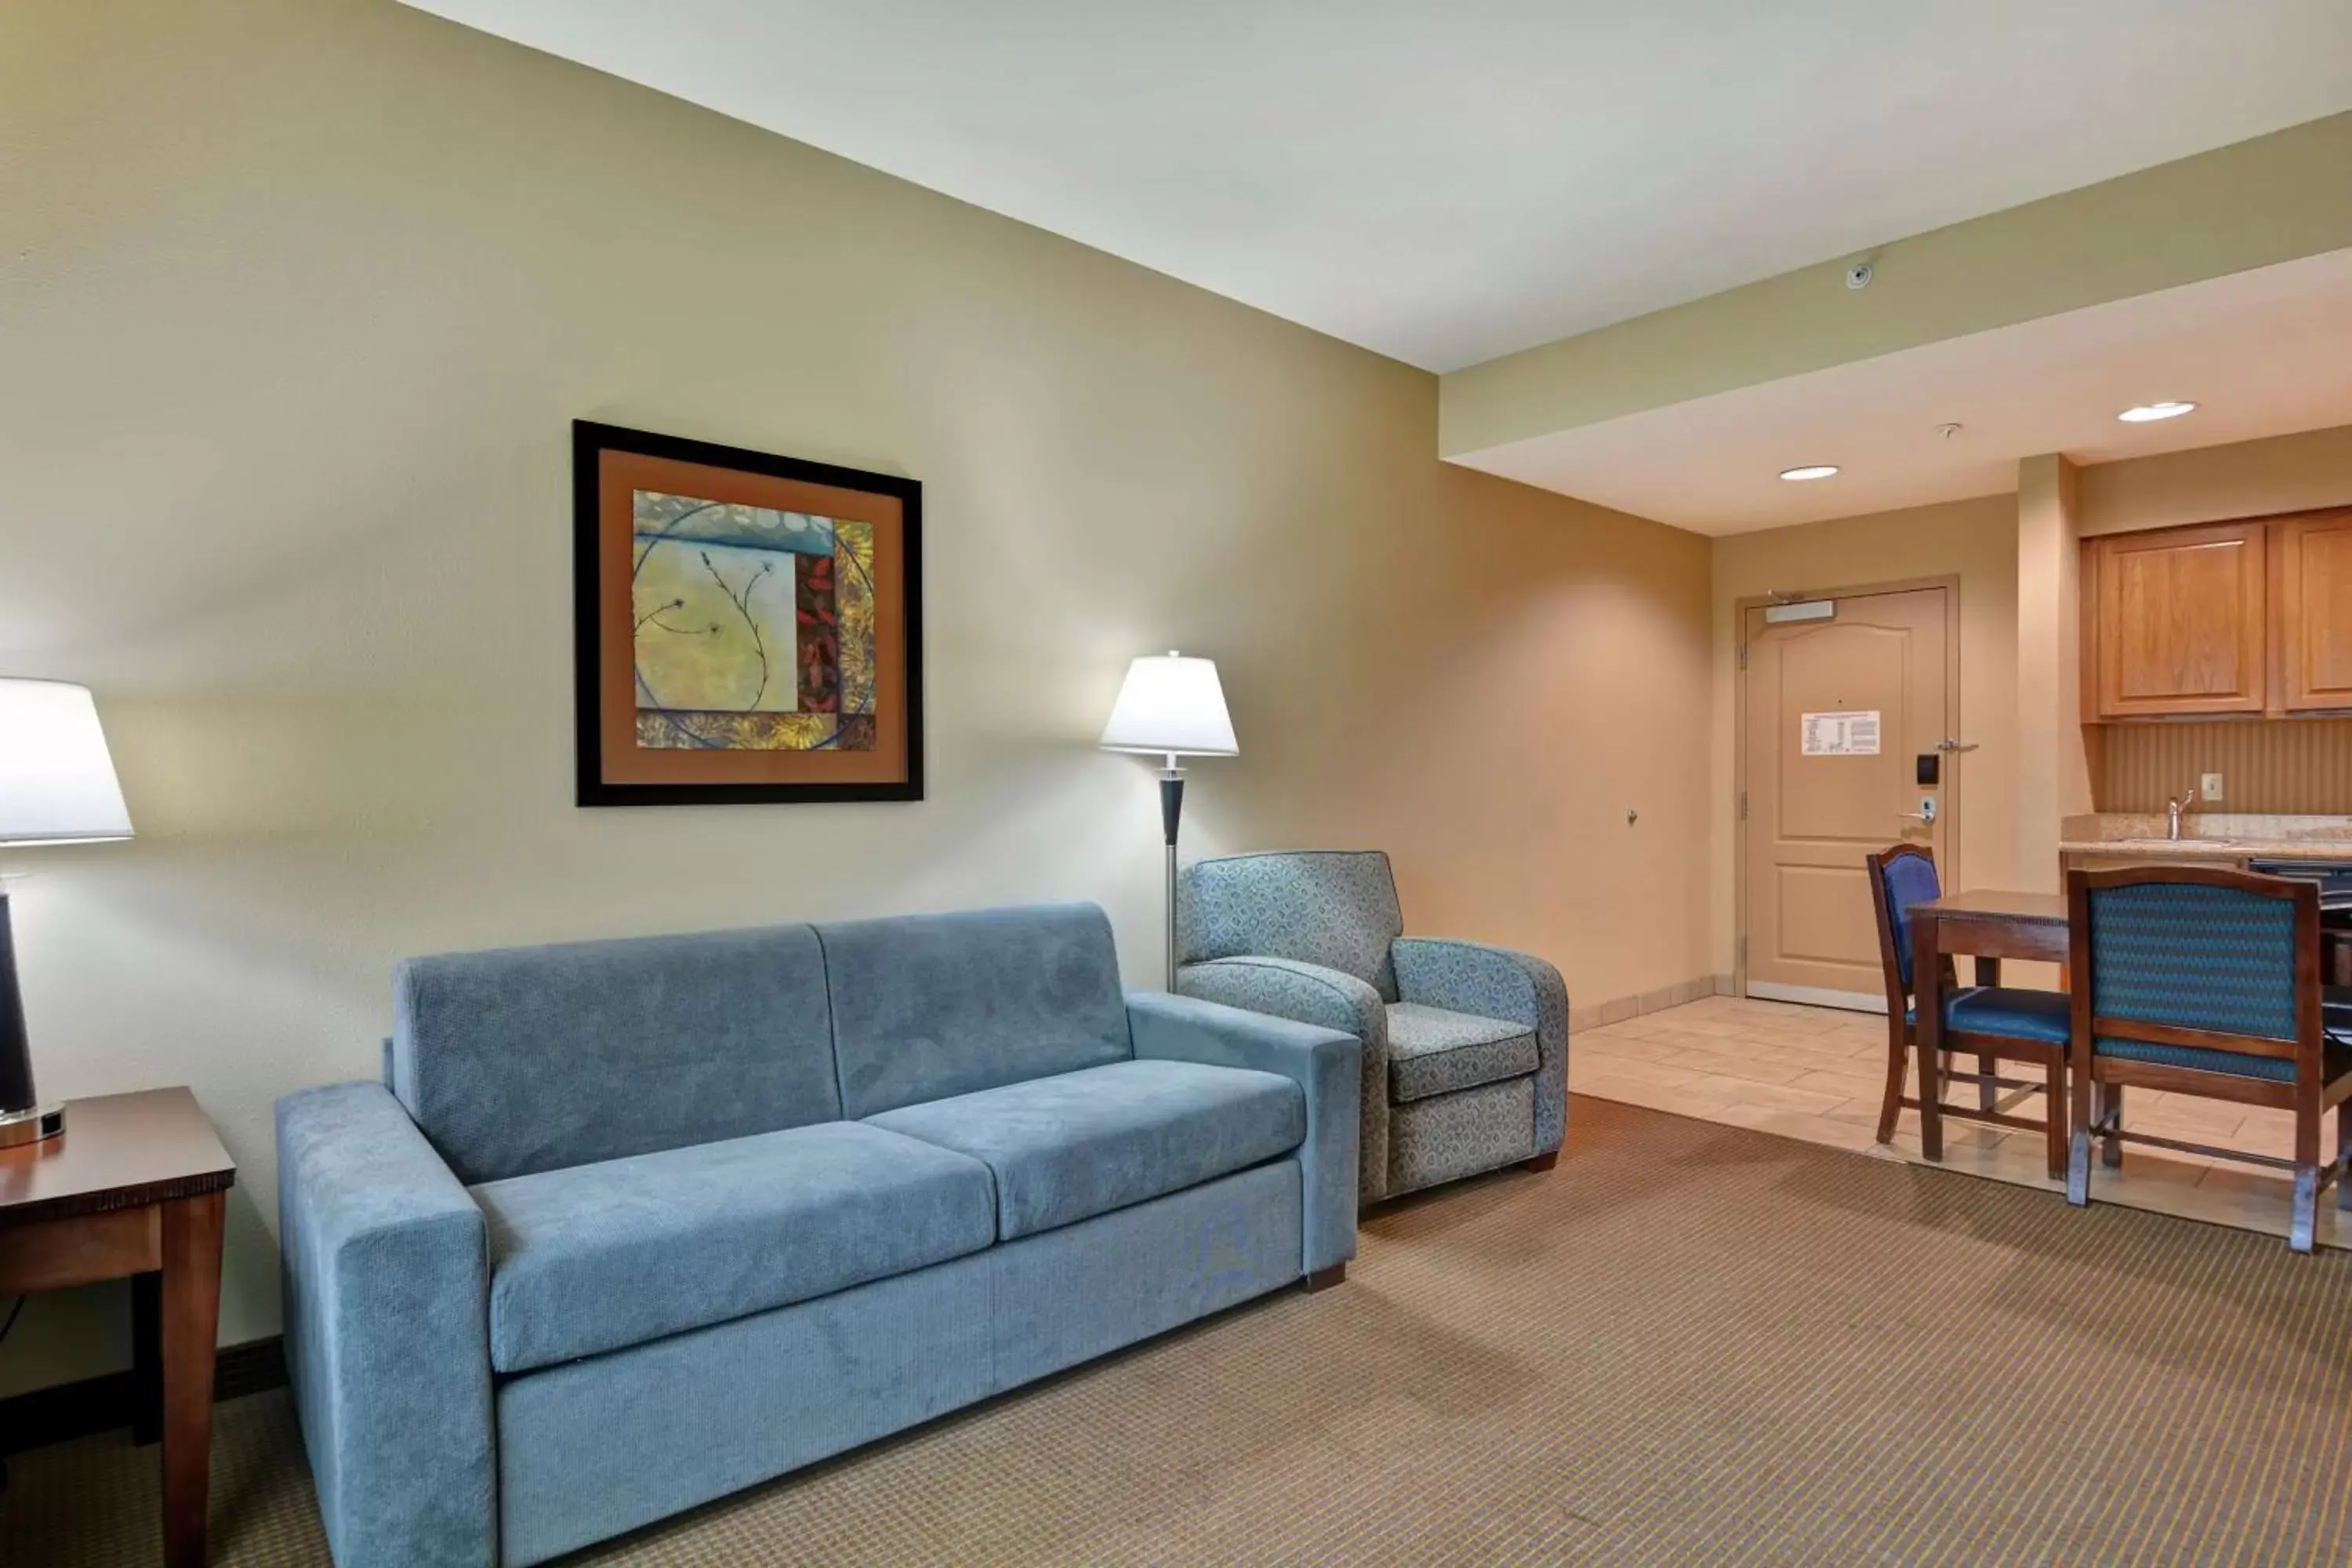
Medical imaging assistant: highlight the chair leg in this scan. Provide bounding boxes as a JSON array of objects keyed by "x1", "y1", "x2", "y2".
[
  {"x1": 2042, "y1": 1049, "x2": 2067, "y2": 1182},
  {"x1": 1918, "y1": 1047, "x2": 1944, "y2": 1163},
  {"x1": 2339, "y1": 1106, "x2": 2352, "y2": 1212},
  {"x1": 1978, "y1": 1051, "x2": 1997, "y2": 1112},
  {"x1": 2292, "y1": 1092, "x2": 2322, "y2": 1254},
  {"x1": 2097, "y1": 1083, "x2": 2125, "y2": 1169},
  {"x1": 2291, "y1": 1168, "x2": 2319, "y2": 1254},
  {"x1": 1875, "y1": 1023, "x2": 1910, "y2": 1145},
  {"x1": 2067, "y1": 1049, "x2": 2095, "y2": 1207},
  {"x1": 2067, "y1": 1128, "x2": 2092, "y2": 1207}
]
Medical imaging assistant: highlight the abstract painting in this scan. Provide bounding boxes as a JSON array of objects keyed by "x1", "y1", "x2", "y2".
[{"x1": 575, "y1": 423, "x2": 922, "y2": 804}]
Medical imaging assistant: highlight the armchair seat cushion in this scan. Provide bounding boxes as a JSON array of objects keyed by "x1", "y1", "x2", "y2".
[
  {"x1": 867, "y1": 1059, "x2": 1305, "y2": 1240},
  {"x1": 474, "y1": 1121, "x2": 996, "y2": 1374},
  {"x1": 1385, "y1": 1003, "x2": 1537, "y2": 1102},
  {"x1": 1904, "y1": 985, "x2": 2072, "y2": 1045}
]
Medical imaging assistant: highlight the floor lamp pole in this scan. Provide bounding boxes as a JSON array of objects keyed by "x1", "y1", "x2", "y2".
[{"x1": 1160, "y1": 761, "x2": 1185, "y2": 989}]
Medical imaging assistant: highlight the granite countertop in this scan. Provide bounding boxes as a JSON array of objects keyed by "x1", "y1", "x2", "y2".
[{"x1": 2059, "y1": 814, "x2": 2352, "y2": 862}]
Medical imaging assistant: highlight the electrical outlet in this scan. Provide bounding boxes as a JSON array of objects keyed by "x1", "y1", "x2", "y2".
[{"x1": 2201, "y1": 772, "x2": 2224, "y2": 801}]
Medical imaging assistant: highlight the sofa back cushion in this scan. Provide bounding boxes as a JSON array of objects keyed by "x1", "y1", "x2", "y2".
[
  {"x1": 818, "y1": 902, "x2": 1131, "y2": 1119},
  {"x1": 391, "y1": 924, "x2": 838, "y2": 1184},
  {"x1": 1179, "y1": 850, "x2": 1406, "y2": 1000}
]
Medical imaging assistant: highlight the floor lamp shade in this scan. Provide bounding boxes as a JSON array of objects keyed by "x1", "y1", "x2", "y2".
[
  {"x1": 1098, "y1": 654, "x2": 1238, "y2": 760},
  {"x1": 1100, "y1": 654, "x2": 1236, "y2": 989},
  {"x1": 0, "y1": 679, "x2": 133, "y2": 1143}
]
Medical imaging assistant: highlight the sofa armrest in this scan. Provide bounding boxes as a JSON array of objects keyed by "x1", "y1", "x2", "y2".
[
  {"x1": 278, "y1": 1082, "x2": 495, "y2": 1568},
  {"x1": 1127, "y1": 989, "x2": 1361, "y2": 1276},
  {"x1": 1174, "y1": 955, "x2": 1395, "y2": 1202},
  {"x1": 1391, "y1": 938, "x2": 1570, "y2": 1156}
]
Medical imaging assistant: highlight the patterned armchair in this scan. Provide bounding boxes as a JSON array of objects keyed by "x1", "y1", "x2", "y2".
[{"x1": 1176, "y1": 851, "x2": 1567, "y2": 1203}]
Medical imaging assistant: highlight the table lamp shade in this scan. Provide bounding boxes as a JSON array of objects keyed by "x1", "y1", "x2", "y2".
[
  {"x1": 0, "y1": 679, "x2": 133, "y2": 846},
  {"x1": 1098, "y1": 654, "x2": 1238, "y2": 758}
]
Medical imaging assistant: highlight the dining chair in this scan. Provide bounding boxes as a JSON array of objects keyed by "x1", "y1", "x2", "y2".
[
  {"x1": 1866, "y1": 845, "x2": 2072, "y2": 1178},
  {"x1": 2067, "y1": 865, "x2": 2352, "y2": 1253}
]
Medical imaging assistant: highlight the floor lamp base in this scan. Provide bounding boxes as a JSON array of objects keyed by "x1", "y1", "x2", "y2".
[{"x1": 0, "y1": 1102, "x2": 64, "y2": 1148}]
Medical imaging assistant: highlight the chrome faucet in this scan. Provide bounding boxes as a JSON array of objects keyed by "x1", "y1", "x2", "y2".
[{"x1": 2167, "y1": 784, "x2": 2199, "y2": 841}]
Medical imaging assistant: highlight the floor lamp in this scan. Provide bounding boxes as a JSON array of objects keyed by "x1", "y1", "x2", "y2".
[
  {"x1": 0, "y1": 680, "x2": 135, "y2": 1147},
  {"x1": 1099, "y1": 652, "x2": 1237, "y2": 988}
]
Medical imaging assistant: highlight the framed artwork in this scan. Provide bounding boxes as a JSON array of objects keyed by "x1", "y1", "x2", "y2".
[{"x1": 573, "y1": 421, "x2": 924, "y2": 805}]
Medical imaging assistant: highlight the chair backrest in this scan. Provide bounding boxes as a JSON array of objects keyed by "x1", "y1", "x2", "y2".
[
  {"x1": 1863, "y1": 844, "x2": 1942, "y2": 1004},
  {"x1": 817, "y1": 902, "x2": 1131, "y2": 1120},
  {"x1": 2068, "y1": 866, "x2": 2321, "y2": 1068},
  {"x1": 1178, "y1": 850, "x2": 1406, "y2": 1000},
  {"x1": 391, "y1": 924, "x2": 839, "y2": 1185}
]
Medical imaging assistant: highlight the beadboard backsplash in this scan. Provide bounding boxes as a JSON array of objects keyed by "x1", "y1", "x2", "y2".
[{"x1": 2094, "y1": 720, "x2": 2352, "y2": 814}]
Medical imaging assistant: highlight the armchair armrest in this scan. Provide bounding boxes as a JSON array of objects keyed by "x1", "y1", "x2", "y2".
[
  {"x1": 1392, "y1": 938, "x2": 1570, "y2": 1156},
  {"x1": 1174, "y1": 955, "x2": 1394, "y2": 1201},
  {"x1": 1127, "y1": 989, "x2": 1361, "y2": 1275},
  {"x1": 278, "y1": 1082, "x2": 495, "y2": 1568}
]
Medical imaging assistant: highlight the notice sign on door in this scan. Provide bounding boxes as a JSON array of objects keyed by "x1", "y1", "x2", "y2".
[{"x1": 1801, "y1": 710, "x2": 1881, "y2": 757}]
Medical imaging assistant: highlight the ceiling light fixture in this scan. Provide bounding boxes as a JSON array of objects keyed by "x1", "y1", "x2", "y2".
[
  {"x1": 1779, "y1": 465, "x2": 1839, "y2": 481},
  {"x1": 2117, "y1": 401, "x2": 2197, "y2": 423}
]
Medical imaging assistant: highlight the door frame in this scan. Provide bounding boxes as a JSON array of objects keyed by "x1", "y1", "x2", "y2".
[{"x1": 1733, "y1": 573, "x2": 1963, "y2": 1004}]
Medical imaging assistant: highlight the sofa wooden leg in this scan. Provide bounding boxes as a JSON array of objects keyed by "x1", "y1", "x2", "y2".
[
  {"x1": 1305, "y1": 1263, "x2": 1346, "y2": 1292},
  {"x1": 1523, "y1": 1151, "x2": 1559, "y2": 1173}
]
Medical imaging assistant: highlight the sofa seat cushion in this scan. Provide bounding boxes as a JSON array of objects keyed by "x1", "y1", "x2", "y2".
[
  {"x1": 866, "y1": 1059, "x2": 1305, "y2": 1240},
  {"x1": 473, "y1": 1121, "x2": 996, "y2": 1374},
  {"x1": 1385, "y1": 1002, "x2": 1538, "y2": 1102}
]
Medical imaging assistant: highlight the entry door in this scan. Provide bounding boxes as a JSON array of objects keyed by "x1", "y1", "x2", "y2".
[{"x1": 1743, "y1": 586, "x2": 1954, "y2": 1011}]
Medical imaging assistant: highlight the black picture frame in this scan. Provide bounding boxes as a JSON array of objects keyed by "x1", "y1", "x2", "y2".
[{"x1": 572, "y1": 420, "x2": 925, "y2": 806}]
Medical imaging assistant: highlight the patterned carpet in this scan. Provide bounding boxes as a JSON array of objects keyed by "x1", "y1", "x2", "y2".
[{"x1": 9, "y1": 1095, "x2": 2352, "y2": 1566}]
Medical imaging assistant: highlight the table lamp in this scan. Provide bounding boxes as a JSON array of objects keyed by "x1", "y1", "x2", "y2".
[
  {"x1": 0, "y1": 680, "x2": 134, "y2": 1147},
  {"x1": 1099, "y1": 652, "x2": 1237, "y2": 987}
]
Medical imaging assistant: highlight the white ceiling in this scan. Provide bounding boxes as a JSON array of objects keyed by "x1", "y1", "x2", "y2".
[
  {"x1": 402, "y1": 0, "x2": 2352, "y2": 372},
  {"x1": 1452, "y1": 248, "x2": 2352, "y2": 534}
]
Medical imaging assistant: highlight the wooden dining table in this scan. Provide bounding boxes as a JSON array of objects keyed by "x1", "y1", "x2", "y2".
[{"x1": 1910, "y1": 889, "x2": 2071, "y2": 1160}]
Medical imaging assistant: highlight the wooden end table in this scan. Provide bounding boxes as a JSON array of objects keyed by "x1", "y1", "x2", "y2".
[{"x1": 0, "y1": 1087, "x2": 235, "y2": 1567}]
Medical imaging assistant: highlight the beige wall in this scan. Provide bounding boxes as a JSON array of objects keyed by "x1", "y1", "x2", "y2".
[
  {"x1": 0, "y1": 0, "x2": 1711, "y2": 1393},
  {"x1": 2015, "y1": 455, "x2": 2090, "y2": 892},
  {"x1": 2077, "y1": 423, "x2": 2352, "y2": 535},
  {"x1": 1707, "y1": 495, "x2": 2021, "y2": 975},
  {"x1": 1442, "y1": 113, "x2": 2352, "y2": 456}
]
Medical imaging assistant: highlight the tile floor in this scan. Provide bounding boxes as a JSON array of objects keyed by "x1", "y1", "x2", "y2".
[{"x1": 1569, "y1": 993, "x2": 2347, "y2": 1251}]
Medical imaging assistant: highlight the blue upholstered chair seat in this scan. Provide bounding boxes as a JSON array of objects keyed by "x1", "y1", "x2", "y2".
[
  {"x1": 1902, "y1": 985, "x2": 2072, "y2": 1044},
  {"x1": 2094, "y1": 1033, "x2": 2352, "y2": 1083},
  {"x1": 471, "y1": 1120, "x2": 998, "y2": 1374},
  {"x1": 1384, "y1": 1002, "x2": 1537, "y2": 1102},
  {"x1": 866, "y1": 1058, "x2": 1305, "y2": 1241}
]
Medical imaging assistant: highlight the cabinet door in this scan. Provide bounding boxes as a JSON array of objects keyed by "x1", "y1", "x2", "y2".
[
  {"x1": 2275, "y1": 510, "x2": 2352, "y2": 713},
  {"x1": 2092, "y1": 522, "x2": 2267, "y2": 717}
]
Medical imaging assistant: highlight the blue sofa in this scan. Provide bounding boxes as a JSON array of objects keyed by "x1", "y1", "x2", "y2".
[{"x1": 276, "y1": 903, "x2": 1359, "y2": 1567}]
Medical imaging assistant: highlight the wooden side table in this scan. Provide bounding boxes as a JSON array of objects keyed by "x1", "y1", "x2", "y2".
[{"x1": 0, "y1": 1087, "x2": 235, "y2": 1568}]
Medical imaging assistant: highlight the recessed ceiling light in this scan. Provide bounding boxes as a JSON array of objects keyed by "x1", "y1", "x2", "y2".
[
  {"x1": 2118, "y1": 401, "x2": 2197, "y2": 423},
  {"x1": 1779, "y1": 465, "x2": 1839, "y2": 481}
]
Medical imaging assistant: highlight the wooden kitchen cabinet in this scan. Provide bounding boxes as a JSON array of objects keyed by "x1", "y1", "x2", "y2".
[
  {"x1": 2086, "y1": 521, "x2": 2268, "y2": 718},
  {"x1": 2273, "y1": 509, "x2": 2352, "y2": 713}
]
